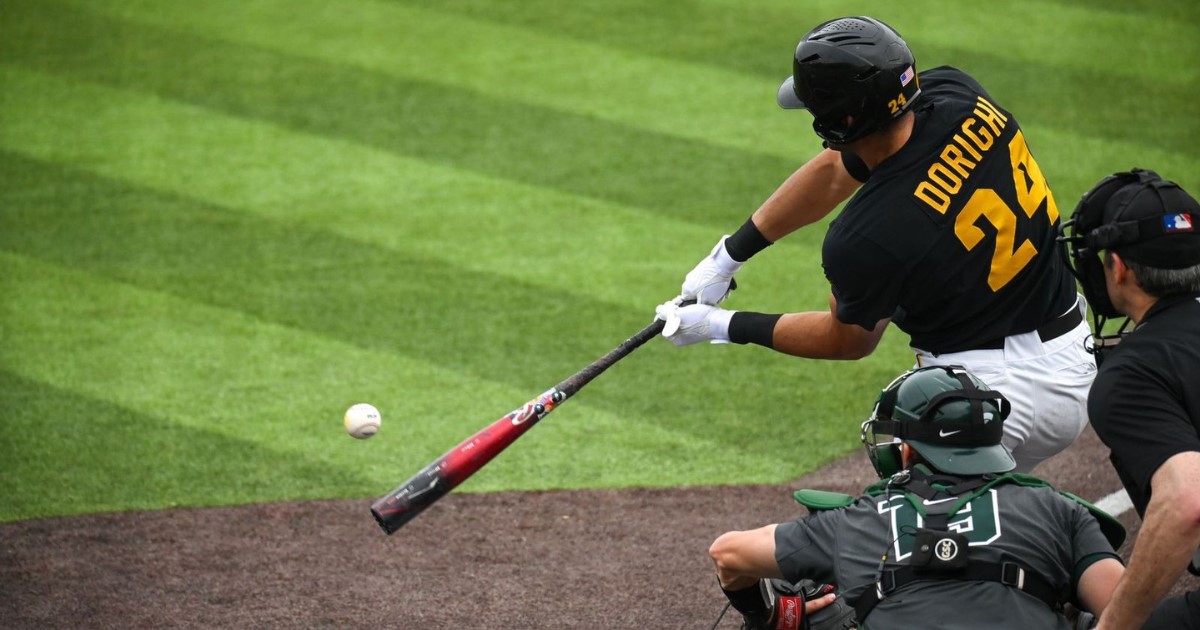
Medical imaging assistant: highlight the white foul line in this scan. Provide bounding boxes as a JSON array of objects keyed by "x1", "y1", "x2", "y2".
[{"x1": 1095, "y1": 488, "x2": 1134, "y2": 517}]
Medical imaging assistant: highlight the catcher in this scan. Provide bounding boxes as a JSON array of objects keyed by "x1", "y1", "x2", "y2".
[{"x1": 709, "y1": 366, "x2": 1125, "y2": 629}]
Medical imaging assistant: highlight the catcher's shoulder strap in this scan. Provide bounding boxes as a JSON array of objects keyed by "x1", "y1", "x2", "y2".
[{"x1": 792, "y1": 488, "x2": 856, "y2": 511}]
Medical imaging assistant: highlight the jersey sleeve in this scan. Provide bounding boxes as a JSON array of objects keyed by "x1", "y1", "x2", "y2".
[
  {"x1": 774, "y1": 509, "x2": 845, "y2": 585},
  {"x1": 1066, "y1": 500, "x2": 1123, "y2": 598},
  {"x1": 822, "y1": 223, "x2": 906, "y2": 330}
]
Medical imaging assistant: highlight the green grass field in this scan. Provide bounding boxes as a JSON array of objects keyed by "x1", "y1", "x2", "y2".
[{"x1": 1, "y1": 0, "x2": 1197, "y2": 523}]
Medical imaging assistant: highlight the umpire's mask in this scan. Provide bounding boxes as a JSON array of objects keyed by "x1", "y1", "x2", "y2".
[{"x1": 1058, "y1": 169, "x2": 1200, "y2": 359}]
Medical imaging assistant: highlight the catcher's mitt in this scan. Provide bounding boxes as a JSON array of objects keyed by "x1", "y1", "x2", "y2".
[{"x1": 755, "y1": 579, "x2": 857, "y2": 630}]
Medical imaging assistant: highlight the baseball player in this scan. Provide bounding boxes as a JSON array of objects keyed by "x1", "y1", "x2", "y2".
[
  {"x1": 655, "y1": 16, "x2": 1094, "y2": 472},
  {"x1": 1060, "y1": 169, "x2": 1200, "y2": 628},
  {"x1": 710, "y1": 366, "x2": 1125, "y2": 629}
]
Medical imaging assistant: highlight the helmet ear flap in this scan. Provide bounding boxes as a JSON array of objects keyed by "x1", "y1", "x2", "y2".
[{"x1": 873, "y1": 442, "x2": 903, "y2": 477}]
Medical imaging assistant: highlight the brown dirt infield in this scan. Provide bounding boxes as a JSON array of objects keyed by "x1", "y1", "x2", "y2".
[{"x1": 2, "y1": 426, "x2": 1196, "y2": 629}]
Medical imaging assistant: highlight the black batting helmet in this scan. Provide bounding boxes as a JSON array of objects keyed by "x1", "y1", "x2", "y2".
[{"x1": 777, "y1": 16, "x2": 921, "y2": 145}]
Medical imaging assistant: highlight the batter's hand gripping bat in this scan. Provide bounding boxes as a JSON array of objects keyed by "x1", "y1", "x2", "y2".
[{"x1": 371, "y1": 316, "x2": 668, "y2": 534}]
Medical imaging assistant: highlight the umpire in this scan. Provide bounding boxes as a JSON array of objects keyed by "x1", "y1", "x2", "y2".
[
  {"x1": 1061, "y1": 169, "x2": 1200, "y2": 628},
  {"x1": 709, "y1": 366, "x2": 1124, "y2": 630}
]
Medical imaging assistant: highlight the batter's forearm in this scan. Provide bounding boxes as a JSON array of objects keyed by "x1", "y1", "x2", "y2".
[
  {"x1": 770, "y1": 310, "x2": 888, "y2": 360},
  {"x1": 751, "y1": 148, "x2": 860, "y2": 242}
]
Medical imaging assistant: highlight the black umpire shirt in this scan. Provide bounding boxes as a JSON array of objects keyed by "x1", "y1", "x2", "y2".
[{"x1": 1088, "y1": 293, "x2": 1200, "y2": 517}]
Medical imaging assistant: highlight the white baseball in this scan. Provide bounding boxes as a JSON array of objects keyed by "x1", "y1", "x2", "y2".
[{"x1": 344, "y1": 403, "x2": 381, "y2": 439}]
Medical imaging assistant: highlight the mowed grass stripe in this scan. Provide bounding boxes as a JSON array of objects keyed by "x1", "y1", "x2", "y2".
[
  {"x1": 0, "y1": 251, "x2": 509, "y2": 471},
  {"x1": 0, "y1": 65, "x2": 781, "y2": 313},
  {"x1": 0, "y1": 151, "x2": 876, "y2": 480},
  {"x1": 395, "y1": 0, "x2": 1197, "y2": 158},
  {"x1": 0, "y1": 370, "x2": 375, "y2": 522},
  {"x1": 0, "y1": 0, "x2": 794, "y2": 225},
  {"x1": 396, "y1": 0, "x2": 1194, "y2": 83},
  {"x1": 62, "y1": 0, "x2": 1200, "y2": 164},
  {"x1": 0, "y1": 150, "x2": 640, "y2": 391},
  {"x1": 65, "y1": 0, "x2": 811, "y2": 160}
]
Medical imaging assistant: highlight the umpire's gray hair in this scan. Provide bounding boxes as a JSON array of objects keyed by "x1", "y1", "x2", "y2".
[{"x1": 1123, "y1": 256, "x2": 1200, "y2": 298}]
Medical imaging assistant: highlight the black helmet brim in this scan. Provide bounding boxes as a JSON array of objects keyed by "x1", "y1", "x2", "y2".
[{"x1": 777, "y1": 76, "x2": 806, "y2": 110}]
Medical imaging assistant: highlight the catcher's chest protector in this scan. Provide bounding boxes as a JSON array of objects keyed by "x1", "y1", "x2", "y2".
[{"x1": 793, "y1": 469, "x2": 1125, "y2": 623}]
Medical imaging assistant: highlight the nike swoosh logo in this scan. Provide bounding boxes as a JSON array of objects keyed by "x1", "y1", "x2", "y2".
[{"x1": 939, "y1": 429, "x2": 962, "y2": 437}]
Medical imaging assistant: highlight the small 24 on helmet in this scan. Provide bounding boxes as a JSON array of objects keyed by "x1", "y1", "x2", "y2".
[
  {"x1": 777, "y1": 16, "x2": 921, "y2": 145},
  {"x1": 860, "y1": 366, "x2": 1014, "y2": 478}
]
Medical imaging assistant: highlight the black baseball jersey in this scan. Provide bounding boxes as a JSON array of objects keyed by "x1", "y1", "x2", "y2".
[
  {"x1": 1088, "y1": 294, "x2": 1200, "y2": 517},
  {"x1": 775, "y1": 480, "x2": 1119, "y2": 629},
  {"x1": 822, "y1": 66, "x2": 1075, "y2": 353}
]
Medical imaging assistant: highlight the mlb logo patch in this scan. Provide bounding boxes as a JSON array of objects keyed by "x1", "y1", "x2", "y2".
[
  {"x1": 1164, "y1": 213, "x2": 1194, "y2": 233},
  {"x1": 900, "y1": 66, "x2": 915, "y2": 87}
]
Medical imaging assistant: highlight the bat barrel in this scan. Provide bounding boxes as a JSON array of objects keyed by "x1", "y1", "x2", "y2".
[
  {"x1": 370, "y1": 466, "x2": 452, "y2": 534},
  {"x1": 370, "y1": 317, "x2": 667, "y2": 534},
  {"x1": 369, "y1": 392, "x2": 554, "y2": 534}
]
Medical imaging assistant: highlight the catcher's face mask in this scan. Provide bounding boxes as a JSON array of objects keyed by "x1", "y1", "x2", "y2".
[{"x1": 860, "y1": 370, "x2": 911, "y2": 479}]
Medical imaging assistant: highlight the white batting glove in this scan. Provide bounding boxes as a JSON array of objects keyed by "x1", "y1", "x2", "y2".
[
  {"x1": 681, "y1": 237, "x2": 743, "y2": 305},
  {"x1": 655, "y1": 300, "x2": 734, "y2": 346}
]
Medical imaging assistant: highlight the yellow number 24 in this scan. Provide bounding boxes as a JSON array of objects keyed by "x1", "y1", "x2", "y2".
[{"x1": 953, "y1": 130, "x2": 1059, "y2": 292}]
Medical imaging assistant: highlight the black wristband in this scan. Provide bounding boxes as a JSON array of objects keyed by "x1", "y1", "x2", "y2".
[
  {"x1": 721, "y1": 581, "x2": 770, "y2": 618},
  {"x1": 729, "y1": 312, "x2": 781, "y2": 348},
  {"x1": 724, "y1": 217, "x2": 773, "y2": 262}
]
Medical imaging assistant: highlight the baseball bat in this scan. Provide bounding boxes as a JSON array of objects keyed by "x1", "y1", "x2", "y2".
[{"x1": 370, "y1": 316, "x2": 668, "y2": 534}]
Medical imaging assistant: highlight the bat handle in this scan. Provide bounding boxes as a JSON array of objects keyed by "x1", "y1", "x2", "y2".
[{"x1": 554, "y1": 316, "x2": 665, "y2": 398}]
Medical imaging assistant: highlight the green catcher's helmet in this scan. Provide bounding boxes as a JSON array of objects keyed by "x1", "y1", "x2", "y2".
[{"x1": 861, "y1": 366, "x2": 1015, "y2": 477}]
